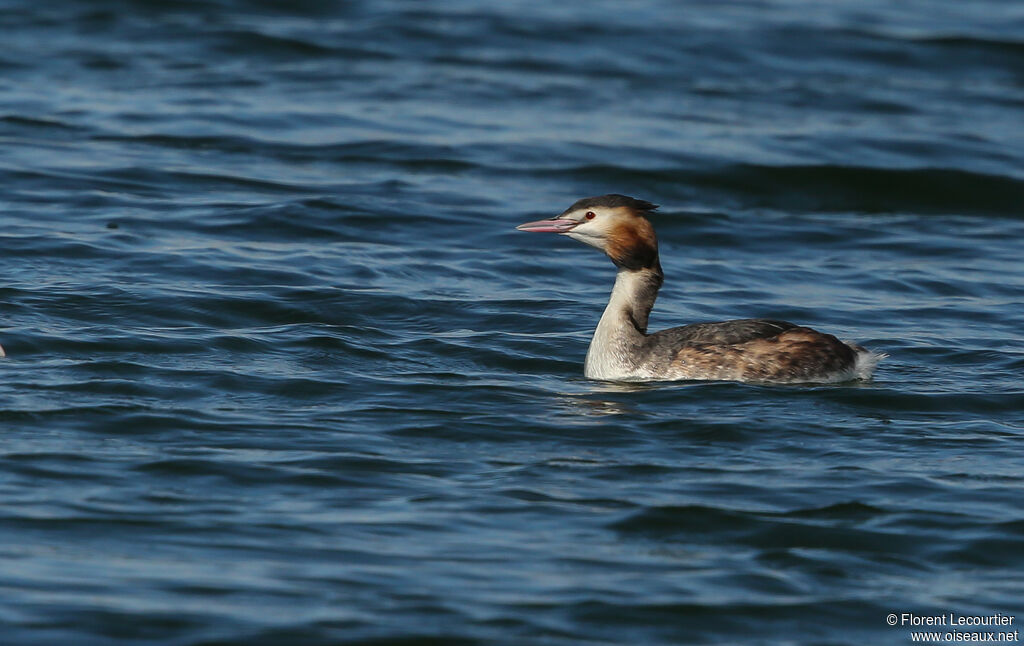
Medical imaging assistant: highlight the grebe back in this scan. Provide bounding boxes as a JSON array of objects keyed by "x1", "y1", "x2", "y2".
[{"x1": 517, "y1": 194, "x2": 882, "y2": 384}]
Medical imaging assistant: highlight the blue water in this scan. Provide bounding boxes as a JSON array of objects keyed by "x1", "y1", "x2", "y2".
[{"x1": 2, "y1": 1, "x2": 1024, "y2": 644}]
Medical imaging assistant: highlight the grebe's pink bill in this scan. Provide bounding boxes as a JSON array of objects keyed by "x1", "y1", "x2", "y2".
[{"x1": 517, "y1": 194, "x2": 883, "y2": 384}]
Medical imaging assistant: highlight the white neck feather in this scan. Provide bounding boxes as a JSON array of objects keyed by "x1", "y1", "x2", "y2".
[{"x1": 584, "y1": 269, "x2": 661, "y2": 380}]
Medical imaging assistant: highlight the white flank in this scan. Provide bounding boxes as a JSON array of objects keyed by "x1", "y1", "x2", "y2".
[{"x1": 848, "y1": 344, "x2": 886, "y2": 381}]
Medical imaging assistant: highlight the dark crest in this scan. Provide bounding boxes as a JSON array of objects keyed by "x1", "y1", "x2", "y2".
[{"x1": 561, "y1": 194, "x2": 659, "y2": 216}]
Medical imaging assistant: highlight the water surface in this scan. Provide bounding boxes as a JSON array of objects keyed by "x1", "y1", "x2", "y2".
[{"x1": 2, "y1": 1, "x2": 1023, "y2": 644}]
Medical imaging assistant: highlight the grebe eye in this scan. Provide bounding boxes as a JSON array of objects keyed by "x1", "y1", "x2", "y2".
[{"x1": 585, "y1": 211, "x2": 596, "y2": 220}]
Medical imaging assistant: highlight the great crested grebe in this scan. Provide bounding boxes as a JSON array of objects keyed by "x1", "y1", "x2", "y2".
[{"x1": 517, "y1": 194, "x2": 882, "y2": 383}]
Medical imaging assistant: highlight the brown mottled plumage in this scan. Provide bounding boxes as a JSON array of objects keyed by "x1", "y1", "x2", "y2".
[
  {"x1": 517, "y1": 194, "x2": 883, "y2": 383},
  {"x1": 666, "y1": 327, "x2": 861, "y2": 382}
]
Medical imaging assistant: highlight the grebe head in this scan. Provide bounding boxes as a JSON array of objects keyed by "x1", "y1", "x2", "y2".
[{"x1": 517, "y1": 194, "x2": 660, "y2": 270}]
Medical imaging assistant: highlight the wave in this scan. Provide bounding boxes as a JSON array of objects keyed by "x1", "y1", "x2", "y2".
[{"x1": 543, "y1": 163, "x2": 1024, "y2": 217}]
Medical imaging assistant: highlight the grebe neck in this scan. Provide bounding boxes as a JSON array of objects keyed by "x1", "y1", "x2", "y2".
[{"x1": 584, "y1": 263, "x2": 663, "y2": 379}]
